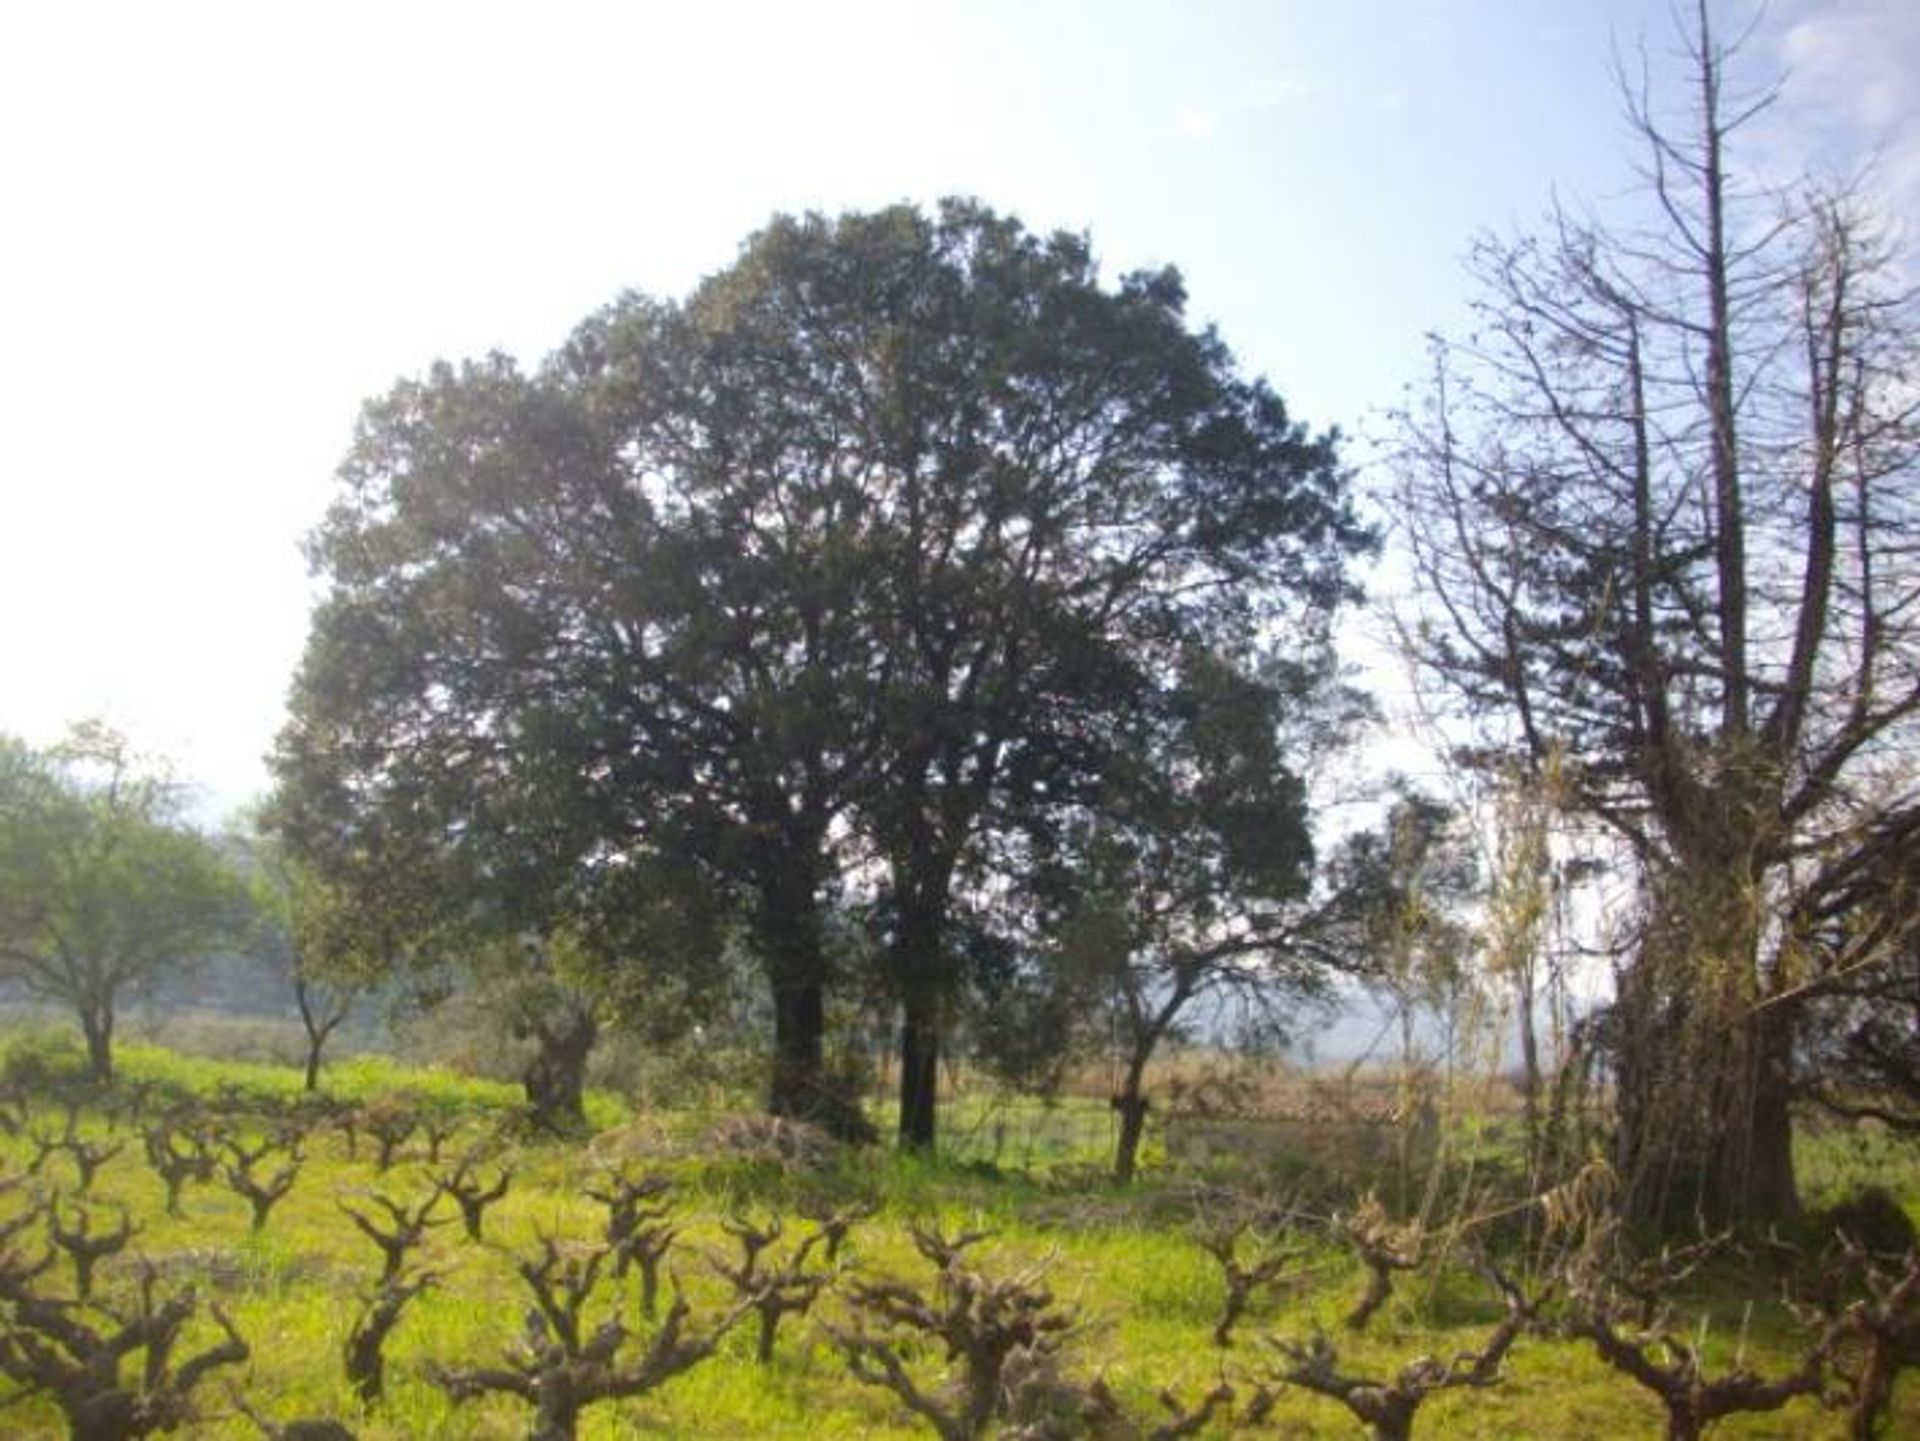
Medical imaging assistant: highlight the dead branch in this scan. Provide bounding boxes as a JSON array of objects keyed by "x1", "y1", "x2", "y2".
[
  {"x1": 0, "y1": 1262, "x2": 249, "y2": 1441},
  {"x1": 798, "y1": 1195, "x2": 877, "y2": 1264},
  {"x1": 1193, "y1": 1216, "x2": 1302, "y2": 1348},
  {"x1": 427, "y1": 1237, "x2": 735, "y2": 1441},
  {"x1": 337, "y1": 1186, "x2": 449, "y2": 1284},
  {"x1": 342, "y1": 1268, "x2": 438, "y2": 1406},
  {"x1": 1258, "y1": 1260, "x2": 1545, "y2": 1441},
  {"x1": 711, "y1": 1213, "x2": 832, "y2": 1363},
  {"x1": 225, "y1": 1382, "x2": 358, "y2": 1440},
  {"x1": 428, "y1": 1151, "x2": 514, "y2": 1243},
  {"x1": 46, "y1": 1198, "x2": 138, "y2": 1301},
  {"x1": 1338, "y1": 1193, "x2": 1424, "y2": 1331},
  {"x1": 1079, "y1": 1376, "x2": 1237, "y2": 1440},
  {"x1": 30, "y1": 1109, "x2": 122, "y2": 1196},
  {"x1": 1565, "y1": 1258, "x2": 1833, "y2": 1441},
  {"x1": 586, "y1": 1168, "x2": 676, "y2": 1313},
  {"x1": 830, "y1": 1231, "x2": 1075, "y2": 1439},
  {"x1": 222, "y1": 1139, "x2": 302, "y2": 1232},
  {"x1": 141, "y1": 1121, "x2": 216, "y2": 1218},
  {"x1": 1795, "y1": 1238, "x2": 1920, "y2": 1441},
  {"x1": 358, "y1": 1103, "x2": 418, "y2": 1173}
]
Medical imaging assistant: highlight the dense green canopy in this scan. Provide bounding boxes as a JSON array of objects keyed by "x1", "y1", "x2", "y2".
[{"x1": 275, "y1": 200, "x2": 1367, "y2": 1139}]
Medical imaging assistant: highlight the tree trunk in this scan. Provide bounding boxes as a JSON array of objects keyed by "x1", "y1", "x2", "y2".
[
  {"x1": 762, "y1": 862, "x2": 828, "y2": 1124},
  {"x1": 1111, "y1": 1055, "x2": 1152, "y2": 1184},
  {"x1": 532, "y1": 1394, "x2": 580, "y2": 1441},
  {"x1": 769, "y1": 971, "x2": 828, "y2": 1121},
  {"x1": 1614, "y1": 864, "x2": 1799, "y2": 1228},
  {"x1": 1516, "y1": 971, "x2": 1543, "y2": 1184},
  {"x1": 79, "y1": 1005, "x2": 113, "y2": 1086},
  {"x1": 891, "y1": 881, "x2": 951, "y2": 1152},
  {"x1": 1712, "y1": 999, "x2": 1798, "y2": 1223},
  {"x1": 295, "y1": 975, "x2": 343, "y2": 1092},
  {"x1": 897, "y1": 986, "x2": 939, "y2": 1152},
  {"x1": 523, "y1": 1006, "x2": 597, "y2": 1133},
  {"x1": 760, "y1": 865, "x2": 872, "y2": 1143}
]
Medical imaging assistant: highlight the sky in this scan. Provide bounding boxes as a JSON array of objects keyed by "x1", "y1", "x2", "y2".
[{"x1": 2, "y1": 0, "x2": 1917, "y2": 822}]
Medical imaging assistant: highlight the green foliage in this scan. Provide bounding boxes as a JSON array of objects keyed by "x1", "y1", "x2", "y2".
[
  {"x1": 0, "y1": 1026, "x2": 90, "y2": 1091},
  {"x1": 1805, "y1": 1186, "x2": 1919, "y2": 1260},
  {"x1": 0, "y1": 724, "x2": 248, "y2": 1083},
  {"x1": 274, "y1": 199, "x2": 1368, "y2": 1147}
]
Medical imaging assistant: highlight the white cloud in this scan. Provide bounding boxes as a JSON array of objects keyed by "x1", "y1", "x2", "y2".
[
  {"x1": 1781, "y1": 1, "x2": 1917, "y2": 129},
  {"x1": 1779, "y1": 0, "x2": 1920, "y2": 239}
]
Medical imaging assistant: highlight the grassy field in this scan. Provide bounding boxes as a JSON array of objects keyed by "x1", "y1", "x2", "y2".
[{"x1": 0, "y1": 1029, "x2": 1913, "y2": 1438}]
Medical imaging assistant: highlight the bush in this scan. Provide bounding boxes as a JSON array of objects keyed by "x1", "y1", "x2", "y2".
[
  {"x1": 0, "y1": 1028, "x2": 89, "y2": 1092},
  {"x1": 1810, "y1": 1186, "x2": 1918, "y2": 1259}
]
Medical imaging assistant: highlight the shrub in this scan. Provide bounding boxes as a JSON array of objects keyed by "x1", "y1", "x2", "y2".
[{"x1": 0, "y1": 1028, "x2": 89, "y2": 1092}]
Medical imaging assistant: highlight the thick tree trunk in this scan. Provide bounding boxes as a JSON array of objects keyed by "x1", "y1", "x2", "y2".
[
  {"x1": 532, "y1": 1395, "x2": 580, "y2": 1441},
  {"x1": 1111, "y1": 1053, "x2": 1152, "y2": 1184},
  {"x1": 769, "y1": 970, "x2": 828, "y2": 1121},
  {"x1": 1712, "y1": 1000, "x2": 1798, "y2": 1223},
  {"x1": 79, "y1": 1005, "x2": 113, "y2": 1086},
  {"x1": 522, "y1": 1006, "x2": 597, "y2": 1133},
  {"x1": 760, "y1": 864, "x2": 872, "y2": 1143},
  {"x1": 1614, "y1": 865, "x2": 1799, "y2": 1228}
]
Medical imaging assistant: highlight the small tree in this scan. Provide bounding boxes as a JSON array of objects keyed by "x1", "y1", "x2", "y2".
[
  {"x1": 1333, "y1": 789, "x2": 1480, "y2": 1204},
  {"x1": 1255, "y1": 1262, "x2": 1542, "y2": 1441},
  {"x1": 237, "y1": 823, "x2": 379, "y2": 1093},
  {"x1": 1043, "y1": 652, "x2": 1367, "y2": 1183},
  {"x1": 0, "y1": 725, "x2": 246, "y2": 1084}
]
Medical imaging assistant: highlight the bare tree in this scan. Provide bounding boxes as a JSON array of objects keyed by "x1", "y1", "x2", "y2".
[
  {"x1": 0, "y1": 1263, "x2": 249, "y2": 1441},
  {"x1": 829, "y1": 1225, "x2": 1076, "y2": 1441},
  {"x1": 1251, "y1": 1262, "x2": 1543, "y2": 1441},
  {"x1": 430, "y1": 1150, "x2": 514, "y2": 1243},
  {"x1": 427, "y1": 1236, "x2": 736, "y2": 1441},
  {"x1": 1393, "y1": 2, "x2": 1920, "y2": 1225},
  {"x1": 338, "y1": 1186, "x2": 449, "y2": 1285}
]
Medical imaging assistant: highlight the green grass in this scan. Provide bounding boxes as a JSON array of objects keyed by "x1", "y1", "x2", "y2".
[{"x1": 0, "y1": 1032, "x2": 1913, "y2": 1437}]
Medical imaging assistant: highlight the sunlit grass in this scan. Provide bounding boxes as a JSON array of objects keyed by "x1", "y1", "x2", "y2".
[{"x1": 0, "y1": 1029, "x2": 1911, "y2": 1436}]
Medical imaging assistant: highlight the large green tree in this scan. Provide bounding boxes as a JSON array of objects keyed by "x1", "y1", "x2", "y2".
[
  {"x1": 0, "y1": 724, "x2": 246, "y2": 1083},
  {"x1": 666, "y1": 203, "x2": 1364, "y2": 1148},
  {"x1": 1393, "y1": 5, "x2": 1920, "y2": 1224},
  {"x1": 277, "y1": 294, "x2": 889, "y2": 1136},
  {"x1": 277, "y1": 200, "x2": 1364, "y2": 1142}
]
